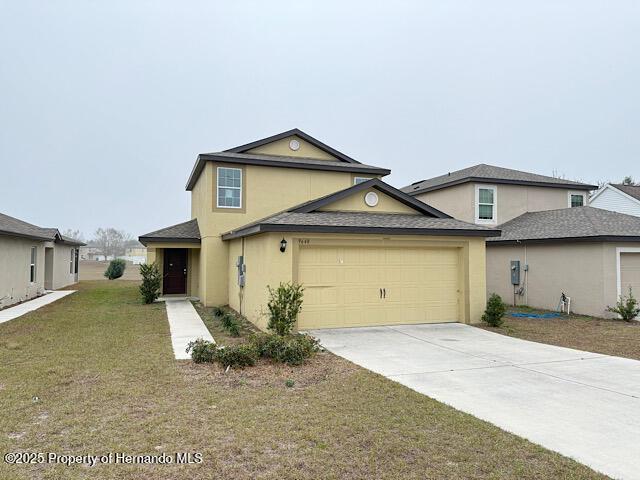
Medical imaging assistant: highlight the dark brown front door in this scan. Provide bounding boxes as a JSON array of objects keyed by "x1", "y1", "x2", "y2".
[{"x1": 163, "y1": 249, "x2": 187, "y2": 295}]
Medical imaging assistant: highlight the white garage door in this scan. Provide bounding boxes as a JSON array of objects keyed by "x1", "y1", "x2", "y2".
[{"x1": 297, "y1": 245, "x2": 461, "y2": 329}]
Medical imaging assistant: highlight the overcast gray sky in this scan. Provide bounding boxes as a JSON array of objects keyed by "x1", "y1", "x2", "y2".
[{"x1": 1, "y1": 1, "x2": 638, "y2": 238}]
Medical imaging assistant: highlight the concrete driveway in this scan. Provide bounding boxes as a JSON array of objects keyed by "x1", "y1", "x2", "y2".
[{"x1": 310, "y1": 323, "x2": 640, "y2": 480}]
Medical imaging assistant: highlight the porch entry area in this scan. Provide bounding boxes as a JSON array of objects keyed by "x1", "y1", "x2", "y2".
[
  {"x1": 145, "y1": 245, "x2": 200, "y2": 298},
  {"x1": 163, "y1": 248, "x2": 187, "y2": 295}
]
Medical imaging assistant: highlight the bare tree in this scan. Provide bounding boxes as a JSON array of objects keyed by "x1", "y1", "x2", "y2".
[
  {"x1": 623, "y1": 176, "x2": 635, "y2": 186},
  {"x1": 92, "y1": 228, "x2": 131, "y2": 259},
  {"x1": 62, "y1": 229, "x2": 84, "y2": 242}
]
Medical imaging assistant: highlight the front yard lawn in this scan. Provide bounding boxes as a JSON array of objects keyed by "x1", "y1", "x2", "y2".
[
  {"x1": 0, "y1": 282, "x2": 607, "y2": 479},
  {"x1": 481, "y1": 307, "x2": 640, "y2": 360}
]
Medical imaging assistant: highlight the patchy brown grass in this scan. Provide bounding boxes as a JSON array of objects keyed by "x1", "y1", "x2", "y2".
[
  {"x1": 0, "y1": 282, "x2": 607, "y2": 480},
  {"x1": 480, "y1": 307, "x2": 640, "y2": 360}
]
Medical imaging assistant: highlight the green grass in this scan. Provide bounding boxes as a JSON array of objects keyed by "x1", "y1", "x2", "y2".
[{"x1": 0, "y1": 281, "x2": 608, "y2": 479}]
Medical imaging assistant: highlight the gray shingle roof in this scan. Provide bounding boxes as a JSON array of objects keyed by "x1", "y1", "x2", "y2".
[
  {"x1": 0, "y1": 212, "x2": 85, "y2": 245},
  {"x1": 612, "y1": 184, "x2": 640, "y2": 202},
  {"x1": 403, "y1": 164, "x2": 597, "y2": 195},
  {"x1": 222, "y1": 211, "x2": 499, "y2": 240},
  {"x1": 139, "y1": 219, "x2": 201, "y2": 245},
  {"x1": 489, "y1": 206, "x2": 640, "y2": 243}
]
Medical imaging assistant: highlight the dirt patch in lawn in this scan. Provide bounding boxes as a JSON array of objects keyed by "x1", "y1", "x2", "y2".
[{"x1": 481, "y1": 307, "x2": 640, "y2": 360}]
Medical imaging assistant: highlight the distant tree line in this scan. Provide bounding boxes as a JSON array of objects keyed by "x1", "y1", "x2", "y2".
[{"x1": 62, "y1": 228, "x2": 141, "y2": 259}]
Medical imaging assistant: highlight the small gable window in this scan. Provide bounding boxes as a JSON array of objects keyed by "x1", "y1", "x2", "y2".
[
  {"x1": 475, "y1": 185, "x2": 497, "y2": 224},
  {"x1": 217, "y1": 167, "x2": 242, "y2": 209},
  {"x1": 354, "y1": 177, "x2": 372, "y2": 185},
  {"x1": 569, "y1": 192, "x2": 585, "y2": 208}
]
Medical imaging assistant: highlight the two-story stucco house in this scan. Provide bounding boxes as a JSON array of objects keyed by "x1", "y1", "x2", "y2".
[
  {"x1": 140, "y1": 129, "x2": 499, "y2": 330},
  {"x1": 403, "y1": 164, "x2": 640, "y2": 318},
  {"x1": 0, "y1": 212, "x2": 85, "y2": 309}
]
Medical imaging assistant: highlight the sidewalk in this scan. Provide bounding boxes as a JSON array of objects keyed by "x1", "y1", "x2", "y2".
[
  {"x1": 164, "y1": 299, "x2": 214, "y2": 359},
  {"x1": 0, "y1": 291, "x2": 76, "y2": 324}
]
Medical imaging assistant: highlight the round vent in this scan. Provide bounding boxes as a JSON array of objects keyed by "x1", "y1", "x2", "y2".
[
  {"x1": 364, "y1": 191, "x2": 379, "y2": 207},
  {"x1": 289, "y1": 139, "x2": 300, "y2": 151}
]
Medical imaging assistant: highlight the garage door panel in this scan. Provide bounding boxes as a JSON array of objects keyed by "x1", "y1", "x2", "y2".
[
  {"x1": 621, "y1": 253, "x2": 640, "y2": 296},
  {"x1": 298, "y1": 245, "x2": 461, "y2": 329}
]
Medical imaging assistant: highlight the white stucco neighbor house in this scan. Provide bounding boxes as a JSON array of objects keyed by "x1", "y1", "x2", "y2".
[
  {"x1": 590, "y1": 183, "x2": 640, "y2": 218},
  {"x1": 0, "y1": 212, "x2": 85, "y2": 309}
]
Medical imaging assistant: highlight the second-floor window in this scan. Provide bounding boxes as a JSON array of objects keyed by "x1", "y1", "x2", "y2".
[
  {"x1": 217, "y1": 167, "x2": 242, "y2": 208},
  {"x1": 569, "y1": 192, "x2": 585, "y2": 208},
  {"x1": 476, "y1": 185, "x2": 497, "y2": 224}
]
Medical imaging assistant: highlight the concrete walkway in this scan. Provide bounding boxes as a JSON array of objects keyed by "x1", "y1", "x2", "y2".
[
  {"x1": 311, "y1": 323, "x2": 640, "y2": 480},
  {"x1": 164, "y1": 299, "x2": 214, "y2": 360},
  {"x1": 0, "y1": 290, "x2": 76, "y2": 324}
]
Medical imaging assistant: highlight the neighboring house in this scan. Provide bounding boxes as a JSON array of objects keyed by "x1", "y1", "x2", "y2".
[
  {"x1": 404, "y1": 164, "x2": 596, "y2": 226},
  {"x1": 120, "y1": 246, "x2": 147, "y2": 264},
  {"x1": 79, "y1": 246, "x2": 102, "y2": 261},
  {"x1": 140, "y1": 129, "x2": 498, "y2": 330},
  {"x1": 403, "y1": 165, "x2": 640, "y2": 318},
  {"x1": 590, "y1": 183, "x2": 640, "y2": 217},
  {"x1": 0, "y1": 212, "x2": 85, "y2": 309}
]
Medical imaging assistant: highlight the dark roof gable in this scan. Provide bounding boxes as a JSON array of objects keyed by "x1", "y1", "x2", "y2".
[
  {"x1": 612, "y1": 184, "x2": 640, "y2": 202},
  {"x1": 139, "y1": 219, "x2": 201, "y2": 246},
  {"x1": 225, "y1": 128, "x2": 359, "y2": 164},
  {"x1": 0, "y1": 212, "x2": 85, "y2": 245}
]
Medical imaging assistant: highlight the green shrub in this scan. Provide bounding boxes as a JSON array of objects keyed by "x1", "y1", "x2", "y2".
[
  {"x1": 216, "y1": 343, "x2": 258, "y2": 368},
  {"x1": 607, "y1": 287, "x2": 640, "y2": 322},
  {"x1": 139, "y1": 262, "x2": 161, "y2": 304},
  {"x1": 104, "y1": 258, "x2": 126, "y2": 280},
  {"x1": 285, "y1": 379, "x2": 295, "y2": 388},
  {"x1": 186, "y1": 339, "x2": 217, "y2": 363},
  {"x1": 250, "y1": 332, "x2": 319, "y2": 365},
  {"x1": 267, "y1": 282, "x2": 304, "y2": 336},
  {"x1": 221, "y1": 312, "x2": 241, "y2": 337},
  {"x1": 212, "y1": 306, "x2": 225, "y2": 317},
  {"x1": 482, "y1": 293, "x2": 507, "y2": 327}
]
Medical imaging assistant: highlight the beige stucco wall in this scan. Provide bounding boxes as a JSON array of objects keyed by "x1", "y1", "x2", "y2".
[
  {"x1": 415, "y1": 183, "x2": 475, "y2": 222},
  {"x1": 486, "y1": 241, "x2": 640, "y2": 318},
  {"x1": 247, "y1": 135, "x2": 337, "y2": 160},
  {"x1": 318, "y1": 189, "x2": 419, "y2": 214},
  {"x1": 50, "y1": 243, "x2": 79, "y2": 290},
  {"x1": 228, "y1": 233, "x2": 487, "y2": 331},
  {"x1": 191, "y1": 162, "x2": 357, "y2": 306},
  {"x1": 0, "y1": 236, "x2": 46, "y2": 308},
  {"x1": 417, "y1": 183, "x2": 588, "y2": 225}
]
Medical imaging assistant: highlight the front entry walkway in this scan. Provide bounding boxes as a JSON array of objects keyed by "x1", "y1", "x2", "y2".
[
  {"x1": 164, "y1": 299, "x2": 214, "y2": 359},
  {"x1": 0, "y1": 290, "x2": 76, "y2": 324},
  {"x1": 311, "y1": 323, "x2": 640, "y2": 480}
]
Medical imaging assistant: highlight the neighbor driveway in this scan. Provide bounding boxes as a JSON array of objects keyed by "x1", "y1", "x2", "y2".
[{"x1": 310, "y1": 323, "x2": 640, "y2": 480}]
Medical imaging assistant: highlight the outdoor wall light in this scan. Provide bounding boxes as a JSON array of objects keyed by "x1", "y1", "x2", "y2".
[{"x1": 280, "y1": 238, "x2": 287, "y2": 253}]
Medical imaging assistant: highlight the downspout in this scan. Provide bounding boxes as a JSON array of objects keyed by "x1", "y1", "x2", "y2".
[
  {"x1": 524, "y1": 244, "x2": 528, "y2": 306},
  {"x1": 239, "y1": 237, "x2": 245, "y2": 315}
]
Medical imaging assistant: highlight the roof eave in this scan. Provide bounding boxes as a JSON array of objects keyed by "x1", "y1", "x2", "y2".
[
  {"x1": 408, "y1": 177, "x2": 598, "y2": 196},
  {"x1": 488, "y1": 235, "x2": 640, "y2": 245},
  {"x1": 138, "y1": 237, "x2": 201, "y2": 247},
  {"x1": 222, "y1": 223, "x2": 501, "y2": 241},
  {"x1": 0, "y1": 229, "x2": 51, "y2": 242},
  {"x1": 185, "y1": 154, "x2": 391, "y2": 191}
]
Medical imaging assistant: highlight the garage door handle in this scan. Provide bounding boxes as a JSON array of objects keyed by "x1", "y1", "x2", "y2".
[
  {"x1": 383, "y1": 288, "x2": 386, "y2": 299},
  {"x1": 379, "y1": 288, "x2": 382, "y2": 299}
]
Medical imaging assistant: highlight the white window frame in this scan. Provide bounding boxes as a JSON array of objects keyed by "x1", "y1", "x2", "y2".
[
  {"x1": 568, "y1": 191, "x2": 586, "y2": 208},
  {"x1": 70, "y1": 249, "x2": 75, "y2": 274},
  {"x1": 216, "y1": 167, "x2": 243, "y2": 209},
  {"x1": 475, "y1": 184, "x2": 497, "y2": 225},
  {"x1": 353, "y1": 177, "x2": 372, "y2": 185},
  {"x1": 30, "y1": 246, "x2": 37, "y2": 283}
]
